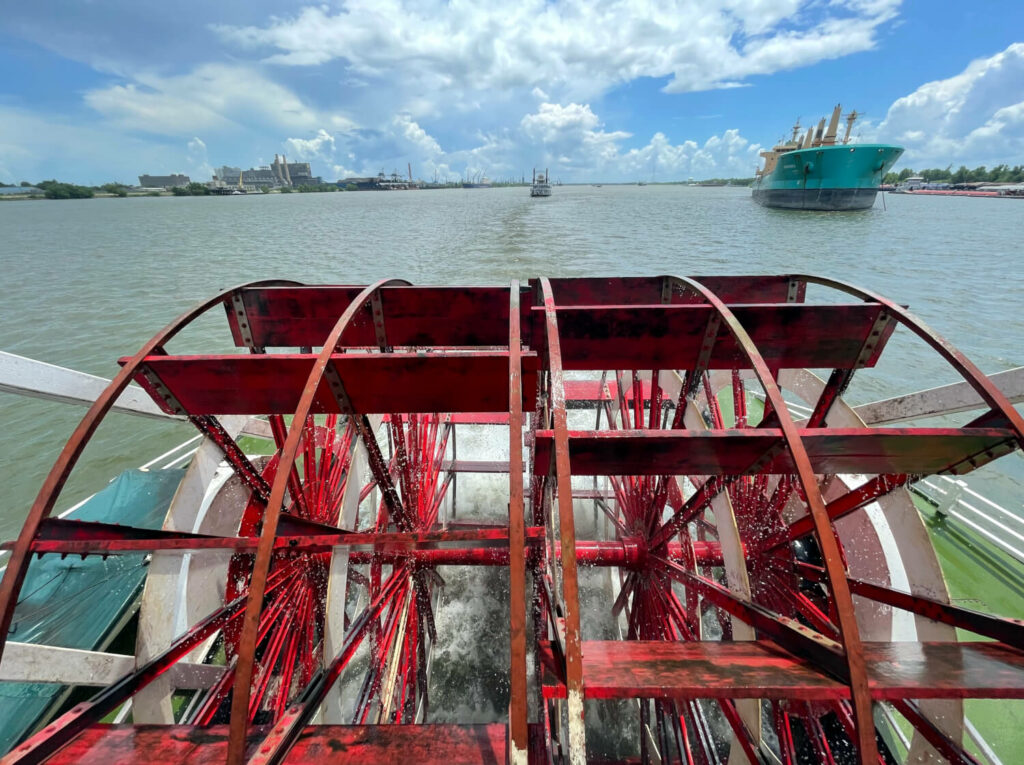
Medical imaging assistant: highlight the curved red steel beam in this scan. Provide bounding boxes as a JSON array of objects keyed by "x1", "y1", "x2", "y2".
[
  {"x1": 662, "y1": 274, "x2": 879, "y2": 764},
  {"x1": 225, "y1": 278, "x2": 410, "y2": 765},
  {"x1": 0, "y1": 279, "x2": 302, "y2": 667},
  {"x1": 793, "y1": 274, "x2": 1024, "y2": 442},
  {"x1": 537, "y1": 277, "x2": 587, "y2": 764},
  {"x1": 507, "y1": 280, "x2": 529, "y2": 764}
]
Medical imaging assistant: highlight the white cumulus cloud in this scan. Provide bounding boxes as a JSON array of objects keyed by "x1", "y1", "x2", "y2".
[
  {"x1": 84, "y1": 64, "x2": 356, "y2": 137},
  {"x1": 517, "y1": 102, "x2": 760, "y2": 179},
  {"x1": 216, "y1": 0, "x2": 902, "y2": 102},
  {"x1": 873, "y1": 43, "x2": 1024, "y2": 168},
  {"x1": 393, "y1": 114, "x2": 443, "y2": 157},
  {"x1": 285, "y1": 129, "x2": 337, "y2": 160}
]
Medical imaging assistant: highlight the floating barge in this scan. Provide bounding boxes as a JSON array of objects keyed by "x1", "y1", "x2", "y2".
[{"x1": 0, "y1": 276, "x2": 1022, "y2": 764}]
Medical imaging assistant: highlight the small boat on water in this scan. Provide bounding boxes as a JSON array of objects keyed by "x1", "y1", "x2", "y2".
[
  {"x1": 530, "y1": 168, "x2": 552, "y2": 197},
  {"x1": 462, "y1": 173, "x2": 491, "y2": 189},
  {"x1": 753, "y1": 105, "x2": 903, "y2": 210}
]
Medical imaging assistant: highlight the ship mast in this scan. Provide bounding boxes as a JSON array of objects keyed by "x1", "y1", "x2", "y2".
[
  {"x1": 842, "y1": 110, "x2": 859, "y2": 144},
  {"x1": 823, "y1": 104, "x2": 841, "y2": 145},
  {"x1": 811, "y1": 117, "x2": 826, "y2": 147}
]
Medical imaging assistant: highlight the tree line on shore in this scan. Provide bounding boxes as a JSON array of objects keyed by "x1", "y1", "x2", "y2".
[
  {"x1": 0, "y1": 179, "x2": 346, "y2": 198},
  {"x1": 883, "y1": 165, "x2": 1024, "y2": 185}
]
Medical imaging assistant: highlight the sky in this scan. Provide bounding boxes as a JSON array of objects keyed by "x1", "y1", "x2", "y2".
[{"x1": 1, "y1": 1, "x2": 1023, "y2": 185}]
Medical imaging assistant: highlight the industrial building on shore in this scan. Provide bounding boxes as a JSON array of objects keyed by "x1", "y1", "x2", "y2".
[
  {"x1": 213, "y1": 155, "x2": 322, "y2": 190},
  {"x1": 138, "y1": 155, "x2": 323, "y2": 192},
  {"x1": 138, "y1": 174, "x2": 191, "y2": 189}
]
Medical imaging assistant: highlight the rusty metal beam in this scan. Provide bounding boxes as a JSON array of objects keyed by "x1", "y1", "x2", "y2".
[
  {"x1": 507, "y1": 280, "x2": 529, "y2": 764},
  {"x1": 537, "y1": 277, "x2": 587, "y2": 764}
]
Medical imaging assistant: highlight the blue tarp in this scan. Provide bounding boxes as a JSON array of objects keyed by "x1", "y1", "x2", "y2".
[{"x1": 0, "y1": 468, "x2": 184, "y2": 754}]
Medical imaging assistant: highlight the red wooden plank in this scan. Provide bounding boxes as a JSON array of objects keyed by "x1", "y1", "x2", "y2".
[
  {"x1": 543, "y1": 276, "x2": 798, "y2": 305},
  {"x1": 539, "y1": 640, "x2": 1024, "y2": 701},
  {"x1": 864, "y1": 642, "x2": 1024, "y2": 700},
  {"x1": 45, "y1": 725, "x2": 263, "y2": 764},
  {"x1": 226, "y1": 281, "x2": 807, "y2": 350},
  {"x1": 227, "y1": 286, "x2": 514, "y2": 348},
  {"x1": 539, "y1": 640, "x2": 846, "y2": 700},
  {"x1": 447, "y1": 412, "x2": 509, "y2": 424},
  {"x1": 563, "y1": 379, "x2": 652, "y2": 404},
  {"x1": 43, "y1": 724, "x2": 507, "y2": 765},
  {"x1": 541, "y1": 303, "x2": 895, "y2": 371},
  {"x1": 694, "y1": 275, "x2": 801, "y2": 304},
  {"x1": 385, "y1": 412, "x2": 510, "y2": 425},
  {"x1": 533, "y1": 427, "x2": 1017, "y2": 477},
  {"x1": 131, "y1": 352, "x2": 537, "y2": 415},
  {"x1": 283, "y1": 724, "x2": 507, "y2": 763}
]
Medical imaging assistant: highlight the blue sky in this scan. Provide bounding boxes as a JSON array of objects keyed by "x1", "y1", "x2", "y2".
[{"x1": 1, "y1": 1, "x2": 1023, "y2": 184}]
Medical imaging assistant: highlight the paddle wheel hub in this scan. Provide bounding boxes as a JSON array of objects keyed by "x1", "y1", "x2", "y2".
[{"x1": 1, "y1": 276, "x2": 1022, "y2": 764}]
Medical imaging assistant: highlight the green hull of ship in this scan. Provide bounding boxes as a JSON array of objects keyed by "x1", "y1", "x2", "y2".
[{"x1": 753, "y1": 143, "x2": 903, "y2": 210}]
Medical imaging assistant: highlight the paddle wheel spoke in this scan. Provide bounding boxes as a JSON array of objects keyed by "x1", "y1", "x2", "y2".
[
  {"x1": 197, "y1": 414, "x2": 362, "y2": 726},
  {"x1": 344, "y1": 411, "x2": 450, "y2": 726}
]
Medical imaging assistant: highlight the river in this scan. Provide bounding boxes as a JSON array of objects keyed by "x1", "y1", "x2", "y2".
[
  {"x1": 2, "y1": 185, "x2": 1020, "y2": 537},
  {"x1": 1, "y1": 185, "x2": 1022, "y2": 753}
]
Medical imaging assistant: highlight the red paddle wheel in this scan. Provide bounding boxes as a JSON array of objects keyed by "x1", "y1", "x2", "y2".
[{"x1": 0, "y1": 276, "x2": 1022, "y2": 765}]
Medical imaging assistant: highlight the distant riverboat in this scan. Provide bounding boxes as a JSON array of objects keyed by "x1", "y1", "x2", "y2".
[{"x1": 531, "y1": 169, "x2": 552, "y2": 198}]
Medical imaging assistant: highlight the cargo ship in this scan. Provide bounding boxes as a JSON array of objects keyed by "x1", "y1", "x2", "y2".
[{"x1": 753, "y1": 105, "x2": 903, "y2": 210}]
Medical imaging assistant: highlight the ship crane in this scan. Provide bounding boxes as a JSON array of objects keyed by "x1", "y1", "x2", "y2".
[
  {"x1": 843, "y1": 110, "x2": 859, "y2": 144},
  {"x1": 823, "y1": 104, "x2": 842, "y2": 145}
]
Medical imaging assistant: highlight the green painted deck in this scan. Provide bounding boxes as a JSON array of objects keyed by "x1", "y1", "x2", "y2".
[{"x1": 915, "y1": 491, "x2": 1024, "y2": 760}]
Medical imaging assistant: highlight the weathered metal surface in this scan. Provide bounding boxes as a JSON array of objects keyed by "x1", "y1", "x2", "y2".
[
  {"x1": 283, "y1": 723, "x2": 508, "y2": 763},
  {"x1": 225, "y1": 279, "x2": 409, "y2": 765},
  {"x1": 539, "y1": 640, "x2": 848, "y2": 700},
  {"x1": 225, "y1": 285, "x2": 516, "y2": 349},
  {"x1": 43, "y1": 725, "x2": 264, "y2": 764},
  {"x1": 132, "y1": 352, "x2": 538, "y2": 415},
  {"x1": 862, "y1": 642, "x2": 1024, "y2": 699},
  {"x1": 545, "y1": 275, "x2": 801, "y2": 305},
  {"x1": 665, "y1": 274, "x2": 878, "y2": 762},
  {"x1": 532, "y1": 426, "x2": 1017, "y2": 476},
  {"x1": 535, "y1": 278, "x2": 587, "y2": 765},
  {"x1": 506, "y1": 282, "x2": 529, "y2": 765},
  {"x1": 0, "y1": 351, "x2": 176, "y2": 421},
  {"x1": 539, "y1": 640, "x2": 1024, "y2": 701},
  {"x1": 0, "y1": 643, "x2": 223, "y2": 688},
  {"x1": 855, "y1": 365, "x2": 1024, "y2": 425},
  {"x1": 49, "y1": 723, "x2": 507, "y2": 764},
  {"x1": 544, "y1": 302, "x2": 896, "y2": 371}
]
